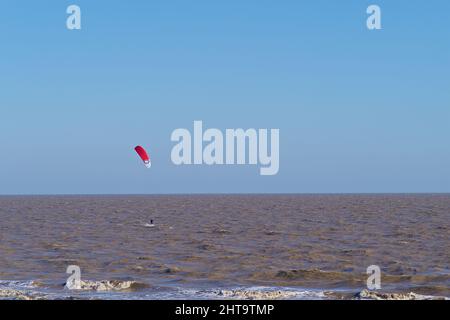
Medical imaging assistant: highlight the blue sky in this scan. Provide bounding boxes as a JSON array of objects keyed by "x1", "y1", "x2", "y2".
[{"x1": 0, "y1": 0, "x2": 449, "y2": 194}]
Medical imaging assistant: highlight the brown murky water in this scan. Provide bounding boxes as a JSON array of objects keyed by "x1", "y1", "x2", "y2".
[{"x1": 0, "y1": 195, "x2": 448, "y2": 299}]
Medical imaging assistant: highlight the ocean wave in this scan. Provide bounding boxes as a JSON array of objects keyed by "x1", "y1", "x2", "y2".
[
  {"x1": 0, "y1": 280, "x2": 49, "y2": 300},
  {"x1": 173, "y1": 286, "x2": 328, "y2": 300},
  {"x1": 1, "y1": 279, "x2": 448, "y2": 300},
  {"x1": 354, "y1": 289, "x2": 448, "y2": 300},
  {"x1": 64, "y1": 279, "x2": 146, "y2": 291},
  {"x1": 0, "y1": 279, "x2": 148, "y2": 300},
  {"x1": 0, "y1": 288, "x2": 46, "y2": 300},
  {"x1": 0, "y1": 280, "x2": 36, "y2": 289},
  {"x1": 214, "y1": 287, "x2": 327, "y2": 300}
]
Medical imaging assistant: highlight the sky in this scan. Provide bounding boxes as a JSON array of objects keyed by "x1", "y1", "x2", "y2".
[{"x1": 0, "y1": 0, "x2": 449, "y2": 194}]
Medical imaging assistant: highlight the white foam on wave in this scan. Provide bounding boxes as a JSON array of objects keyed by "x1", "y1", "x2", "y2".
[
  {"x1": 217, "y1": 286, "x2": 328, "y2": 300},
  {"x1": 0, "y1": 280, "x2": 330, "y2": 300},
  {"x1": 2, "y1": 279, "x2": 447, "y2": 300},
  {"x1": 0, "y1": 280, "x2": 48, "y2": 300},
  {"x1": 166, "y1": 286, "x2": 328, "y2": 300},
  {"x1": 0, "y1": 280, "x2": 36, "y2": 289},
  {"x1": 355, "y1": 289, "x2": 449, "y2": 300},
  {"x1": 65, "y1": 279, "x2": 138, "y2": 291}
]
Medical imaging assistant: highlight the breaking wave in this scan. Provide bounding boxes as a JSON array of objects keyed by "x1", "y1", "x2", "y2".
[{"x1": 0, "y1": 280, "x2": 448, "y2": 300}]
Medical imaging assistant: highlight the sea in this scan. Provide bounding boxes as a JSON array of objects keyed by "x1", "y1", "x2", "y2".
[{"x1": 0, "y1": 194, "x2": 448, "y2": 300}]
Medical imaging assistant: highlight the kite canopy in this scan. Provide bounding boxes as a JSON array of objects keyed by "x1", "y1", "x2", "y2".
[{"x1": 134, "y1": 146, "x2": 151, "y2": 168}]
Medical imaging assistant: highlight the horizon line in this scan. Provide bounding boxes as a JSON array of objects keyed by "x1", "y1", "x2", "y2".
[{"x1": 1, "y1": 192, "x2": 449, "y2": 197}]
